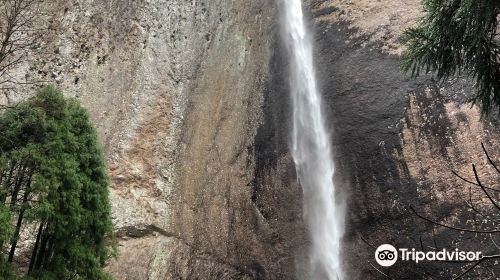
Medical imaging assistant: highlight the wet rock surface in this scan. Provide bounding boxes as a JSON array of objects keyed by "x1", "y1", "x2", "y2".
[{"x1": 310, "y1": 1, "x2": 500, "y2": 278}]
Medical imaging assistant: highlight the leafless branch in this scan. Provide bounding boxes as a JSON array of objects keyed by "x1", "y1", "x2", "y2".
[
  {"x1": 409, "y1": 205, "x2": 500, "y2": 233},
  {"x1": 482, "y1": 142, "x2": 500, "y2": 175},
  {"x1": 409, "y1": 143, "x2": 500, "y2": 279},
  {"x1": 359, "y1": 233, "x2": 377, "y2": 249},
  {"x1": 368, "y1": 261, "x2": 394, "y2": 280},
  {"x1": 472, "y1": 164, "x2": 500, "y2": 212},
  {"x1": 452, "y1": 170, "x2": 500, "y2": 193},
  {"x1": 463, "y1": 187, "x2": 500, "y2": 224},
  {"x1": 0, "y1": 0, "x2": 45, "y2": 96},
  {"x1": 453, "y1": 254, "x2": 500, "y2": 280},
  {"x1": 490, "y1": 234, "x2": 500, "y2": 251}
]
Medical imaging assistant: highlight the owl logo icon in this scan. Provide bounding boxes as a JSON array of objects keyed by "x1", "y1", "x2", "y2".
[{"x1": 375, "y1": 244, "x2": 398, "y2": 267}]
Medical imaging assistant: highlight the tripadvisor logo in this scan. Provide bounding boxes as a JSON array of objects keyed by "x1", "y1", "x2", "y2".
[
  {"x1": 375, "y1": 244, "x2": 398, "y2": 267},
  {"x1": 375, "y1": 244, "x2": 482, "y2": 267}
]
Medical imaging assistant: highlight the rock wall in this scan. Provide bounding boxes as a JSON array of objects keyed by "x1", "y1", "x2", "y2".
[
  {"x1": 5, "y1": 0, "x2": 309, "y2": 279},
  {"x1": 4, "y1": 0, "x2": 500, "y2": 279},
  {"x1": 310, "y1": 0, "x2": 500, "y2": 278}
]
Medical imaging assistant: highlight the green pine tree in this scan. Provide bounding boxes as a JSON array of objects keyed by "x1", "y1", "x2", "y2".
[
  {"x1": 0, "y1": 86, "x2": 114, "y2": 279},
  {"x1": 402, "y1": 0, "x2": 500, "y2": 114}
]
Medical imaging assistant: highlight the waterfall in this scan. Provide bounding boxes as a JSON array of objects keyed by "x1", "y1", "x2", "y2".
[{"x1": 282, "y1": 0, "x2": 344, "y2": 279}]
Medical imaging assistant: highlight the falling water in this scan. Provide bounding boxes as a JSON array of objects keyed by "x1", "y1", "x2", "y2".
[{"x1": 282, "y1": 0, "x2": 344, "y2": 279}]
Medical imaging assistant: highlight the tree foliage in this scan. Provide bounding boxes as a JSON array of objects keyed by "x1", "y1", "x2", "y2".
[
  {"x1": 0, "y1": 86, "x2": 114, "y2": 279},
  {"x1": 402, "y1": 0, "x2": 500, "y2": 114}
]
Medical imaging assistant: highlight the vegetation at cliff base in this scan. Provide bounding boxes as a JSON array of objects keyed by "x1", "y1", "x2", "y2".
[
  {"x1": 402, "y1": 0, "x2": 500, "y2": 114},
  {"x1": 0, "y1": 86, "x2": 114, "y2": 279}
]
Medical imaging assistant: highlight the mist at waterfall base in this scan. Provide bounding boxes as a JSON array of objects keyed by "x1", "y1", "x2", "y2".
[{"x1": 281, "y1": 0, "x2": 345, "y2": 279}]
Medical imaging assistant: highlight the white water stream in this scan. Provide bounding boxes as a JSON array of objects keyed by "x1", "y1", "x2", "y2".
[{"x1": 283, "y1": 0, "x2": 344, "y2": 279}]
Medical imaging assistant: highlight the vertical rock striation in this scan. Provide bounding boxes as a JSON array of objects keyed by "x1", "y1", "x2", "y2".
[{"x1": 7, "y1": 0, "x2": 308, "y2": 279}]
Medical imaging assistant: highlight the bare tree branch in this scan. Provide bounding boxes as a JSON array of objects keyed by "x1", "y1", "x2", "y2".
[
  {"x1": 463, "y1": 186, "x2": 500, "y2": 224},
  {"x1": 490, "y1": 234, "x2": 500, "y2": 251},
  {"x1": 482, "y1": 142, "x2": 500, "y2": 175},
  {"x1": 409, "y1": 205, "x2": 500, "y2": 234},
  {"x1": 359, "y1": 234, "x2": 377, "y2": 249},
  {"x1": 453, "y1": 254, "x2": 500, "y2": 280},
  {"x1": 0, "y1": 0, "x2": 45, "y2": 96},
  {"x1": 472, "y1": 164, "x2": 500, "y2": 212},
  {"x1": 452, "y1": 170, "x2": 500, "y2": 193},
  {"x1": 409, "y1": 144, "x2": 500, "y2": 279},
  {"x1": 368, "y1": 261, "x2": 395, "y2": 280}
]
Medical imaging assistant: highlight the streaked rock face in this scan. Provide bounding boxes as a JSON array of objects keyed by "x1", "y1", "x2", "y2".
[
  {"x1": 310, "y1": 1, "x2": 499, "y2": 278},
  {"x1": 6, "y1": 0, "x2": 499, "y2": 279},
  {"x1": 9, "y1": 0, "x2": 308, "y2": 279}
]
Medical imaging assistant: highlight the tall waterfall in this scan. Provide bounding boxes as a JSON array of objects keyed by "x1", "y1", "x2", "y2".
[{"x1": 282, "y1": 0, "x2": 344, "y2": 279}]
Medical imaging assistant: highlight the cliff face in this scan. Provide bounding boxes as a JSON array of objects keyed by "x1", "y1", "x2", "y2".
[
  {"x1": 310, "y1": 0, "x2": 500, "y2": 278},
  {"x1": 6, "y1": 0, "x2": 308, "y2": 279},
  {"x1": 4, "y1": 0, "x2": 499, "y2": 279}
]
